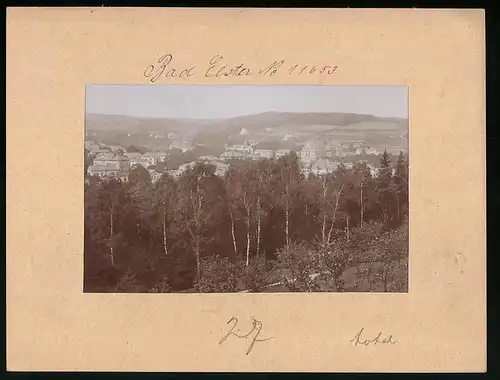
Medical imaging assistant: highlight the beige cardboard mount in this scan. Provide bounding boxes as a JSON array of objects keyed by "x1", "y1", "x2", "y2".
[{"x1": 6, "y1": 8, "x2": 486, "y2": 372}]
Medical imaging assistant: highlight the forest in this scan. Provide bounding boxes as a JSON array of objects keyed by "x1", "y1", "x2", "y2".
[{"x1": 84, "y1": 151, "x2": 409, "y2": 293}]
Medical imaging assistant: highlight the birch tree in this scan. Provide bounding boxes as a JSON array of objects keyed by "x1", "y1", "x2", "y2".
[
  {"x1": 231, "y1": 162, "x2": 259, "y2": 267},
  {"x1": 97, "y1": 179, "x2": 127, "y2": 267},
  {"x1": 153, "y1": 173, "x2": 178, "y2": 260},
  {"x1": 225, "y1": 167, "x2": 240, "y2": 259},
  {"x1": 177, "y1": 162, "x2": 218, "y2": 279},
  {"x1": 255, "y1": 159, "x2": 274, "y2": 258},
  {"x1": 392, "y1": 152, "x2": 408, "y2": 225},
  {"x1": 275, "y1": 152, "x2": 302, "y2": 248},
  {"x1": 352, "y1": 161, "x2": 373, "y2": 228}
]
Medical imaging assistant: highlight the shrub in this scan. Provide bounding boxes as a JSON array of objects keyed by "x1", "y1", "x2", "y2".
[
  {"x1": 275, "y1": 242, "x2": 320, "y2": 292},
  {"x1": 195, "y1": 255, "x2": 241, "y2": 293}
]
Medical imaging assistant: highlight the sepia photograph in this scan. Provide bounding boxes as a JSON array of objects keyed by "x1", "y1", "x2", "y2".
[{"x1": 84, "y1": 85, "x2": 409, "y2": 294}]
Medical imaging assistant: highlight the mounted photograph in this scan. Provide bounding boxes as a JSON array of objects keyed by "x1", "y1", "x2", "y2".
[{"x1": 84, "y1": 85, "x2": 409, "y2": 293}]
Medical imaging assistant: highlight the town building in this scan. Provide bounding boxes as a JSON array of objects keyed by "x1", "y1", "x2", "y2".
[
  {"x1": 129, "y1": 157, "x2": 155, "y2": 168},
  {"x1": 94, "y1": 152, "x2": 115, "y2": 161},
  {"x1": 88, "y1": 153, "x2": 129, "y2": 180},
  {"x1": 148, "y1": 168, "x2": 163, "y2": 183},
  {"x1": 225, "y1": 143, "x2": 254, "y2": 155},
  {"x1": 252, "y1": 149, "x2": 274, "y2": 160},
  {"x1": 300, "y1": 140, "x2": 323, "y2": 161},
  {"x1": 87, "y1": 165, "x2": 122, "y2": 178},
  {"x1": 93, "y1": 154, "x2": 129, "y2": 171},
  {"x1": 198, "y1": 155, "x2": 220, "y2": 162},
  {"x1": 335, "y1": 147, "x2": 346, "y2": 157},
  {"x1": 107, "y1": 145, "x2": 125, "y2": 153},
  {"x1": 364, "y1": 147, "x2": 380, "y2": 155},
  {"x1": 143, "y1": 151, "x2": 168, "y2": 163},
  {"x1": 124, "y1": 152, "x2": 142, "y2": 160},
  {"x1": 92, "y1": 148, "x2": 111, "y2": 156},
  {"x1": 220, "y1": 150, "x2": 246, "y2": 161},
  {"x1": 85, "y1": 140, "x2": 101, "y2": 152},
  {"x1": 169, "y1": 140, "x2": 193, "y2": 153},
  {"x1": 275, "y1": 149, "x2": 291, "y2": 159}
]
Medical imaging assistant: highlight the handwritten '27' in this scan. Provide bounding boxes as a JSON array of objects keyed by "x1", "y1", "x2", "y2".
[{"x1": 219, "y1": 316, "x2": 274, "y2": 355}]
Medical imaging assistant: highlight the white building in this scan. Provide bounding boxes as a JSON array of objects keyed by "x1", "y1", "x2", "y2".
[
  {"x1": 220, "y1": 150, "x2": 246, "y2": 161},
  {"x1": 364, "y1": 147, "x2": 380, "y2": 155},
  {"x1": 85, "y1": 140, "x2": 100, "y2": 152},
  {"x1": 225, "y1": 143, "x2": 253, "y2": 155},
  {"x1": 129, "y1": 157, "x2": 155, "y2": 168},
  {"x1": 275, "y1": 149, "x2": 291, "y2": 159},
  {"x1": 252, "y1": 149, "x2": 274, "y2": 160},
  {"x1": 300, "y1": 140, "x2": 326, "y2": 161},
  {"x1": 93, "y1": 154, "x2": 129, "y2": 171},
  {"x1": 198, "y1": 155, "x2": 219, "y2": 162},
  {"x1": 88, "y1": 153, "x2": 129, "y2": 179},
  {"x1": 124, "y1": 152, "x2": 142, "y2": 160},
  {"x1": 94, "y1": 152, "x2": 115, "y2": 161},
  {"x1": 143, "y1": 152, "x2": 168, "y2": 163}
]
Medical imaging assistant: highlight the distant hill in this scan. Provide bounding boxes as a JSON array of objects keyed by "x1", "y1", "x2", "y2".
[
  {"x1": 192, "y1": 111, "x2": 408, "y2": 150},
  {"x1": 85, "y1": 113, "x2": 211, "y2": 137},
  {"x1": 85, "y1": 111, "x2": 408, "y2": 152}
]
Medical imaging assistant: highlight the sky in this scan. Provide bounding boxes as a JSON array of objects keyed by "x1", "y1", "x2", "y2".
[{"x1": 86, "y1": 85, "x2": 408, "y2": 119}]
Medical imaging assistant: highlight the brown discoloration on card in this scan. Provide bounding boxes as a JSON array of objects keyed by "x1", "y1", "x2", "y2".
[{"x1": 6, "y1": 8, "x2": 485, "y2": 372}]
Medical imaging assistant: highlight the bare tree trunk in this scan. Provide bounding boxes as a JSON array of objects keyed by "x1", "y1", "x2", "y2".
[
  {"x1": 194, "y1": 243, "x2": 200, "y2": 279},
  {"x1": 367, "y1": 265, "x2": 373, "y2": 291},
  {"x1": 256, "y1": 196, "x2": 261, "y2": 257},
  {"x1": 193, "y1": 179, "x2": 203, "y2": 279},
  {"x1": 109, "y1": 210, "x2": 115, "y2": 267},
  {"x1": 321, "y1": 175, "x2": 327, "y2": 244},
  {"x1": 322, "y1": 214, "x2": 327, "y2": 244},
  {"x1": 327, "y1": 185, "x2": 344, "y2": 245},
  {"x1": 360, "y1": 185, "x2": 364, "y2": 228},
  {"x1": 383, "y1": 264, "x2": 389, "y2": 292},
  {"x1": 285, "y1": 199, "x2": 290, "y2": 247},
  {"x1": 346, "y1": 216, "x2": 350, "y2": 241},
  {"x1": 162, "y1": 212, "x2": 168, "y2": 259},
  {"x1": 305, "y1": 204, "x2": 308, "y2": 229},
  {"x1": 397, "y1": 193, "x2": 400, "y2": 223},
  {"x1": 229, "y1": 205, "x2": 238, "y2": 257},
  {"x1": 246, "y1": 210, "x2": 251, "y2": 267}
]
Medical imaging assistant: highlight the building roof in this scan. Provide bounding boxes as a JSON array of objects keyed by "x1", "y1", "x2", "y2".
[
  {"x1": 95, "y1": 154, "x2": 129, "y2": 161},
  {"x1": 143, "y1": 152, "x2": 168, "y2": 157},
  {"x1": 198, "y1": 155, "x2": 219, "y2": 161},
  {"x1": 221, "y1": 151, "x2": 245, "y2": 157},
  {"x1": 130, "y1": 157, "x2": 151, "y2": 162},
  {"x1": 88, "y1": 165, "x2": 121, "y2": 172},
  {"x1": 254, "y1": 149, "x2": 273, "y2": 154}
]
